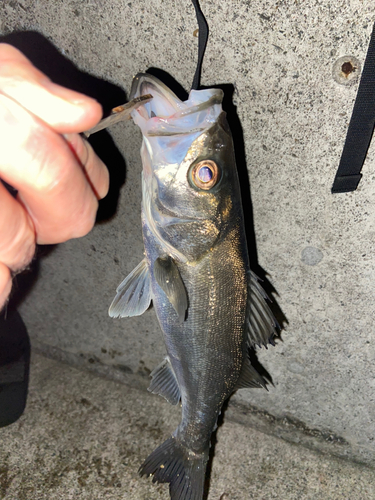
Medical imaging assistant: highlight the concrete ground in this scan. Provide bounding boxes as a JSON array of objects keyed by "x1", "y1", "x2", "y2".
[{"x1": 0, "y1": 354, "x2": 374, "y2": 500}]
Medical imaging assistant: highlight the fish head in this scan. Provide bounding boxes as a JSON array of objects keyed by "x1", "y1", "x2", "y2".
[{"x1": 130, "y1": 74, "x2": 242, "y2": 263}]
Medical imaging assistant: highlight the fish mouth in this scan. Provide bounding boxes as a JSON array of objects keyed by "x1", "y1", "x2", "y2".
[
  {"x1": 129, "y1": 73, "x2": 223, "y2": 138},
  {"x1": 130, "y1": 73, "x2": 186, "y2": 121}
]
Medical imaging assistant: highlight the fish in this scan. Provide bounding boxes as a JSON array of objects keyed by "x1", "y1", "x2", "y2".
[{"x1": 109, "y1": 73, "x2": 277, "y2": 500}]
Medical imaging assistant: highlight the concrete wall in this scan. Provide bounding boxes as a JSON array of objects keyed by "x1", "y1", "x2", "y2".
[{"x1": 1, "y1": 0, "x2": 375, "y2": 466}]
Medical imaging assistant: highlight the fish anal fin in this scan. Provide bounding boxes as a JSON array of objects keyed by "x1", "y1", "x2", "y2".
[
  {"x1": 108, "y1": 258, "x2": 152, "y2": 318},
  {"x1": 139, "y1": 436, "x2": 208, "y2": 500},
  {"x1": 246, "y1": 270, "x2": 279, "y2": 348},
  {"x1": 234, "y1": 357, "x2": 267, "y2": 391},
  {"x1": 154, "y1": 256, "x2": 188, "y2": 322},
  {"x1": 148, "y1": 357, "x2": 181, "y2": 405}
]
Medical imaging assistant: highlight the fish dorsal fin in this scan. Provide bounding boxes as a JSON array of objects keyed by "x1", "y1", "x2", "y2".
[
  {"x1": 246, "y1": 271, "x2": 279, "y2": 348},
  {"x1": 154, "y1": 256, "x2": 188, "y2": 323},
  {"x1": 148, "y1": 357, "x2": 181, "y2": 405},
  {"x1": 108, "y1": 258, "x2": 152, "y2": 318},
  {"x1": 234, "y1": 357, "x2": 267, "y2": 391}
]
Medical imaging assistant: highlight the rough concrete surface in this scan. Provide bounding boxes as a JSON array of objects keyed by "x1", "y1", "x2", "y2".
[
  {"x1": 1, "y1": 354, "x2": 375, "y2": 500},
  {"x1": 1, "y1": 0, "x2": 375, "y2": 466}
]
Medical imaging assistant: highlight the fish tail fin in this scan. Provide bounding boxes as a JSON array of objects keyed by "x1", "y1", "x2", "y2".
[{"x1": 139, "y1": 435, "x2": 208, "y2": 500}]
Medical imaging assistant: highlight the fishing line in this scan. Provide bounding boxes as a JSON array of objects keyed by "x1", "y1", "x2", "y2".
[{"x1": 191, "y1": 0, "x2": 209, "y2": 90}]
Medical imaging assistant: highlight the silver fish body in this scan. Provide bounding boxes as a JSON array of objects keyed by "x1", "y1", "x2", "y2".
[{"x1": 109, "y1": 74, "x2": 276, "y2": 500}]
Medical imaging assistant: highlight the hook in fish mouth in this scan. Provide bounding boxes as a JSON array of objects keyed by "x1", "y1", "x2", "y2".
[
  {"x1": 130, "y1": 73, "x2": 186, "y2": 120},
  {"x1": 129, "y1": 73, "x2": 223, "y2": 138}
]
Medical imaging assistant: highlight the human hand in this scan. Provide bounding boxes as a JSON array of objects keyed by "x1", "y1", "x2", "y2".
[{"x1": 0, "y1": 44, "x2": 109, "y2": 310}]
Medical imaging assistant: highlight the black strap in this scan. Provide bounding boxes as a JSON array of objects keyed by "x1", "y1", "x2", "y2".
[
  {"x1": 191, "y1": 0, "x2": 209, "y2": 90},
  {"x1": 332, "y1": 22, "x2": 375, "y2": 193}
]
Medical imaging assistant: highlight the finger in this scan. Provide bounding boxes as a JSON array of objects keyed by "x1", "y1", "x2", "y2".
[
  {"x1": 0, "y1": 92, "x2": 98, "y2": 245},
  {"x1": 0, "y1": 43, "x2": 102, "y2": 133},
  {"x1": 0, "y1": 181, "x2": 36, "y2": 271},
  {"x1": 64, "y1": 133, "x2": 109, "y2": 200},
  {"x1": 0, "y1": 263, "x2": 12, "y2": 311}
]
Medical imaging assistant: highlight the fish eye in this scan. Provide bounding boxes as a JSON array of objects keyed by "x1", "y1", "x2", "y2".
[{"x1": 190, "y1": 160, "x2": 220, "y2": 190}]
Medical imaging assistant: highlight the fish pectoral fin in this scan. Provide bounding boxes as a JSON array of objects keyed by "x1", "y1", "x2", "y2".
[
  {"x1": 148, "y1": 356, "x2": 181, "y2": 405},
  {"x1": 234, "y1": 357, "x2": 267, "y2": 391},
  {"x1": 246, "y1": 271, "x2": 279, "y2": 348},
  {"x1": 153, "y1": 256, "x2": 188, "y2": 322},
  {"x1": 108, "y1": 258, "x2": 152, "y2": 318}
]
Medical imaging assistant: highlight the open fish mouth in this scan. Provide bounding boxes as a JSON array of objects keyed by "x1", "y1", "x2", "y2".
[
  {"x1": 130, "y1": 73, "x2": 188, "y2": 120},
  {"x1": 129, "y1": 73, "x2": 223, "y2": 140}
]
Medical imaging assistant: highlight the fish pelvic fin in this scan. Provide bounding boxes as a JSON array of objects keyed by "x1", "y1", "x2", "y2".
[
  {"x1": 246, "y1": 270, "x2": 279, "y2": 348},
  {"x1": 139, "y1": 436, "x2": 208, "y2": 500},
  {"x1": 148, "y1": 357, "x2": 181, "y2": 405},
  {"x1": 154, "y1": 256, "x2": 188, "y2": 323},
  {"x1": 108, "y1": 258, "x2": 152, "y2": 318}
]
